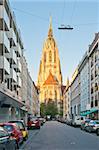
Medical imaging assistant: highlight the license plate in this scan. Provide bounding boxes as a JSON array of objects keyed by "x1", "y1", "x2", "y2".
[{"x1": 31, "y1": 124, "x2": 35, "y2": 126}]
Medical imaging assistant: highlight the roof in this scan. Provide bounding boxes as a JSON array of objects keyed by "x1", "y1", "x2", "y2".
[{"x1": 43, "y1": 72, "x2": 58, "y2": 85}]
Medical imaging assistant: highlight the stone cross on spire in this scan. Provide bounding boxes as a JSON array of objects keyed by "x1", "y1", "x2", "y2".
[{"x1": 48, "y1": 16, "x2": 53, "y2": 38}]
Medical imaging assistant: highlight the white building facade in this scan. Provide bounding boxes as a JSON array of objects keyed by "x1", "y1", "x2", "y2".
[
  {"x1": 88, "y1": 33, "x2": 99, "y2": 119},
  {"x1": 70, "y1": 69, "x2": 80, "y2": 119},
  {"x1": 0, "y1": 0, "x2": 25, "y2": 122},
  {"x1": 79, "y1": 52, "x2": 90, "y2": 114}
]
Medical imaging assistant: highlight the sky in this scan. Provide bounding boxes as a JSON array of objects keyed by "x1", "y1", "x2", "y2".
[{"x1": 10, "y1": 0, "x2": 99, "y2": 84}]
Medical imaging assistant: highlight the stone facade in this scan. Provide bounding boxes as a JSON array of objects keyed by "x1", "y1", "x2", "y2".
[{"x1": 37, "y1": 18, "x2": 62, "y2": 112}]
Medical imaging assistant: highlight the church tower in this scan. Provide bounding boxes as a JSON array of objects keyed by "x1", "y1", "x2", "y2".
[{"x1": 37, "y1": 17, "x2": 63, "y2": 112}]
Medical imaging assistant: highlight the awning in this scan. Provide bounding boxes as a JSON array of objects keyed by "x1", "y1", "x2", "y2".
[
  {"x1": 80, "y1": 108, "x2": 99, "y2": 116},
  {"x1": 89, "y1": 108, "x2": 99, "y2": 114},
  {"x1": 80, "y1": 111, "x2": 90, "y2": 116}
]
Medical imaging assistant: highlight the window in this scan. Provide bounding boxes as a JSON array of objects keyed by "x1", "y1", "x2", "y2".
[
  {"x1": 95, "y1": 83, "x2": 98, "y2": 92},
  {"x1": 55, "y1": 90, "x2": 57, "y2": 100},
  {"x1": 91, "y1": 101, "x2": 93, "y2": 108},
  {"x1": 95, "y1": 100, "x2": 98, "y2": 107},
  {"x1": 54, "y1": 51, "x2": 56, "y2": 62},
  {"x1": 44, "y1": 52, "x2": 46, "y2": 62},
  {"x1": 49, "y1": 51, "x2": 52, "y2": 62},
  {"x1": 91, "y1": 87, "x2": 93, "y2": 94}
]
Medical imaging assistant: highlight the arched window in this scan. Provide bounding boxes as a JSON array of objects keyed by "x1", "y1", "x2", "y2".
[
  {"x1": 44, "y1": 52, "x2": 46, "y2": 62},
  {"x1": 55, "y1": 90, "x2": 57, "y2": 100},
  {"x1": 54, "y1": 51, "x2": 56, "y2": 62},
  {"x1": 49, "y1": 51, "x2": 52, "y2": 62}
]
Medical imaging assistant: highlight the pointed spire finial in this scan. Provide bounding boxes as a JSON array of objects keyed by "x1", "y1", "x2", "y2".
[
  {"x1": 49, "y1": 16, "x2": 52, "y2": 30},
  {"x1": 48, "y1": 16, "x2": 53, "y2": 38}
]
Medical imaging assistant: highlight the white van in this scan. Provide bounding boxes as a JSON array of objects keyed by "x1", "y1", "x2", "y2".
[{"x1": 72, "y1": 116, "x2": 85, "y2": 127}]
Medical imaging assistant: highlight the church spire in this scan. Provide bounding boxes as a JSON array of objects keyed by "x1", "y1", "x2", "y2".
[{"x1": 48, "y1": 16, "x2": 53, "y2": 38}]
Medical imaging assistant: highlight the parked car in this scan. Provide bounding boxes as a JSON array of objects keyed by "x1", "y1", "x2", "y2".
[
  {"x1": 0, "y1": 123, "x2": 23, "y2": 148},
  {"x1": 37, "y1": 117, "x2": 45, "y2": 126},
  {"x1": 80, "y1": 119, "x2": 91, "y2": 130},
  {"x1": 96, "y1": 128, "x2": 99, "y2": 136},
  {"x1": 85, "y1": 120, "x2": 99, "y2": 133},
  {"x1": 72, "y1": 116, "x2": 85, "y2": 127},
  {"x1": 0, "y1": 126, "x2": 17, "y2": 150},
  {"x1": 9, "y1": 120, "x2": 28, "y2": 141},
  {"x1": 27, "y1": 116, "x2": 40, "y2": 129},
  {"x1": 66, "y1": 118, "x2": 72, "y2": 126}
]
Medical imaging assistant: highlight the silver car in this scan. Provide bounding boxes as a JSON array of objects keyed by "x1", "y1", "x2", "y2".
[{"x1": 85, "y1": 120, "x2": 99, "y2": 133}]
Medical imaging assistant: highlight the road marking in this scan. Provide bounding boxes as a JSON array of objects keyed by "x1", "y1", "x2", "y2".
[{"x1": 70, "y1": 142, "x2": 76, "y2": 145}]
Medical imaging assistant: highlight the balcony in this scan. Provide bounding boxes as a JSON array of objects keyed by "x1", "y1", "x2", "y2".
[
  {"x1": 11, "y1": 68, "x2": 17, "y2": 83},
  {"x1": 17, "y1": 60, "x2": 21, "y2": 72},
  {"x1": 0, "y1": 6, "x2": 10, "y2": 30},
  {"x1": 12, "y1": 59, "x2": 21, "y2": 72},
  {"x1": 0, "y1": 31, "x2": 10, "y2": 53},
  {"x1": 17, "y1": 76, "x2": 21, "y2": 87},
  {"x1": 8, "y1": 28, "x2": 17, "y2": 46},
  {"x1": 17, "y1": 43, "x2": 22, "y2": 57},
  {"x1": 10, "y1": 48, "x2": 17, "y2": 64},
  {"x1": 0, "y1": 56, "x2": 10, "y2": 74}
]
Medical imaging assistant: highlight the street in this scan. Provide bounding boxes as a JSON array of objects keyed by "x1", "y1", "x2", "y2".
[{"x1": 20, "y1": 121, "x2": 99, "y2": 150}]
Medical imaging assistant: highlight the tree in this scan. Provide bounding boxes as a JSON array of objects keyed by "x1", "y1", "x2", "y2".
[
  {"x1": 40, "y1": 103, "x2": 46, "y2": 117},
  {"x1": 40, "y1": 101, "x2": 58, "y2": 118}
]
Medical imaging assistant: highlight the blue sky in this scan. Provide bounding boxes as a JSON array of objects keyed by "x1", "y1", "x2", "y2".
[{"x1": 10, "y1": 0, "x2": 99, "y2": 84}]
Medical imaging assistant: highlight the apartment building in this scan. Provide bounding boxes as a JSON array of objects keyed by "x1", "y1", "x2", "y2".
[
  {"x1": 32, "y1": 81, "x2": 40, "y2": 117},
  {"x1": 0, "y1": 0, "x2": 25, "y2": 122},
  {"x1": 78, "y1": 52, "x2": 90, "y2": 115},
  {"x1": 70, "y1": 68, "x2": 80, "y2": 119},
  {"x1": 88, "y1": 33, "x2": 99, "y2": 119},
  {"x1": 63, "y1": 78, "x2": 70, "y2": 119}
]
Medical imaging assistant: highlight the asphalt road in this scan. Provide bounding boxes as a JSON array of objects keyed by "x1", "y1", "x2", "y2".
[{"x1": 20, "y1": 121, "x2": 99, "y2": 150}]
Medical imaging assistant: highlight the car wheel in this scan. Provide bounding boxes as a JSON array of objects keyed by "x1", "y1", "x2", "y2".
[
  {"x1": 25, "y1": 135, "x2": 28, "y2": 141},
  {"x1": 96, "y1": 129, "x2": 99, "y2": 136},
  {"x1": 15, "y1": 142, "x2": 18, "y2": 150},
  {"x1": 88, "y1": 128, "x2": 91, "y2": 133}
]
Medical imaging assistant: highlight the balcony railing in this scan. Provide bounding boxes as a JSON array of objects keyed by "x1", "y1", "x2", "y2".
[
  {"x1": 0, "y1": 6, "x2": 10, "y2": 30},
  {"x1": 0, "y1": 31, "x2": 10, "y2": 53},
  {"x1": 17, "y1": 43, "x2": 22, "y2": 57},
  {"x1": 8, "y1": 28, "x2": 17, "y2": 46},
  {"x1": 10, "y1": 48, "x2": 17, "y2": 64},
  {"x1": 0, "y1": 56, "x2": 10, "y2": 74}
]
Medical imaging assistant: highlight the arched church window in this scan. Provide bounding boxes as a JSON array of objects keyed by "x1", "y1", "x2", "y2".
[
  {"x1": 54, "y1": 51, "x2": 56, "y2": 62},
  {"x1": 50, "y1": 91, "x2": 52, "y2": 97},
  {"x1": 49, "y1": 51, "x2": 52, "y2": 62},
  {"x1": 55, "y1": 90, "x2": 57, "y2": 99},
  {"x1": 44, "y1": 52, "x2": 46, "y2": 62}
]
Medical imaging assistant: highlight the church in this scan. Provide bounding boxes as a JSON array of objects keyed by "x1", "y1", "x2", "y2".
[{"x1": 37, "y1": 18, "x2": 63, "y2": 113}]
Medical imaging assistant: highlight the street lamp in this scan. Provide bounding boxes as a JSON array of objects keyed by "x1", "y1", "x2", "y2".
[{"x1": 58, "y1": 24, "x2": 73, "y2": 30}]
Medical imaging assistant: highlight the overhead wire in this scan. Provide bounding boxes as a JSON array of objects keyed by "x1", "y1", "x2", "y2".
[
  {"x1": 69, "y1": 0, "x2": 76, "y2": 25},
  {"x1": 12, "y1": 7, "x2": 99, "y2": 27}
]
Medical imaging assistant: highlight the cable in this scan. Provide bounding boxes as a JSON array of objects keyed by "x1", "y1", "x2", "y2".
[
  {"x1": 69, "y1": 0, "x2": 76, "y2": 25},
  {"x1": 13, "y1": 7, "x2": 99, "y2": 27}
]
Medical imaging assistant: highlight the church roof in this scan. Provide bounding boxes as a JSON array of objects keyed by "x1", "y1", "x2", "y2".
[{"x1": 43, "y1": 72, "x2": 59, "y2": 85}]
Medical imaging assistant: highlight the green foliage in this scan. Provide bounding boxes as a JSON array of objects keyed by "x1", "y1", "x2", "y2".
[
  {"x1": 40, "y1": 101, "x2": 58, "y2": 117},
  {"x1": 40, "y1": 103, "x2": 46, "y2": 117}
]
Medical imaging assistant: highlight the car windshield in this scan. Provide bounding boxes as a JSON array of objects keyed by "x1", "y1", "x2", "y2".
[
  {"x1": 15, "y1": 122, "x2": 24, "y2": 130},
  {"x1": 3, "y1": 125, "x2": 13, "y2": 132},
  {"x1": 31, "y1": 117, "x2": 38, "y2": 121}
]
